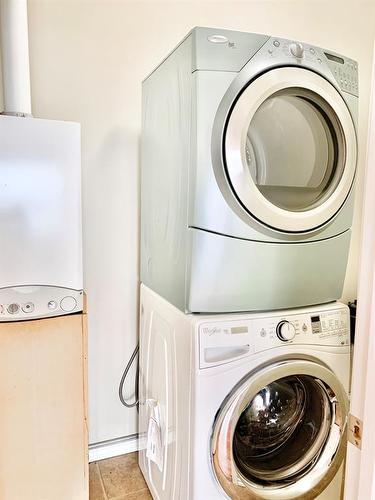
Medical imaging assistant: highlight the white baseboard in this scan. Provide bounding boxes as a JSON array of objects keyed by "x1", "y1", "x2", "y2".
[{"x1": 89, "y1": 433, "x2": 139, "y2": 462}]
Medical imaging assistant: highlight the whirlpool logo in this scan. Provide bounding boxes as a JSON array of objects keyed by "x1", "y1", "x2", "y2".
[{"x1": 202, "y1": 326, "x2": 221, "y2": 336}]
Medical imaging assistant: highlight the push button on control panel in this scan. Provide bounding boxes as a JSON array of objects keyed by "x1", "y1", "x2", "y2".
[
  {"x1": 60, "y1": 296, "x2": 77, "y2": 312},
  {"x1": 48, "y1": 300, "x2": 57, "y2": 310},
  {"x1": 22, "y1": 302, "x2": 34, "y2": 313}
]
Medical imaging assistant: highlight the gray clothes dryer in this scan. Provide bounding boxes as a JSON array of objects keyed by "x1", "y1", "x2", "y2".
[{"x1": 141, "y1": 27, "x2": 358, "y2": 313}]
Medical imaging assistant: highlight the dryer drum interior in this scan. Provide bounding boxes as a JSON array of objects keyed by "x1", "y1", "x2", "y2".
[
  {"x1": 211, "y1": 359, "x2": 348, "y2": 498},
  {"x1": 244, "y1": 88, "x2": 344, "y2": 212}
]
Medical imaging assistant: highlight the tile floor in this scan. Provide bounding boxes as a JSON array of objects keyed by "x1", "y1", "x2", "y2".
[{"x1": 89, "y1": 453, "x2": 152, "y2": 500}]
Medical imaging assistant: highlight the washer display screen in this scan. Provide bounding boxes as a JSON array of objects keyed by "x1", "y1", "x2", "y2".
[{"x1": 231, "y1": 326, "x2": 248, "y2": 334}]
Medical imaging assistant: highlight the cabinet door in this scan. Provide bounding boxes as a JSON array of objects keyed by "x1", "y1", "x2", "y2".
[{"x1": 0, "y1": 314, "x2": 88, "y2": 500}]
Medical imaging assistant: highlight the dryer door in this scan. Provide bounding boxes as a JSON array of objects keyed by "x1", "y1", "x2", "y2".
[
  {"x1": 220, "y1": 67, "x2": 357, "y2": 233},
  {"x1": 211, "y1": 359, "x2": 348, "y2": 499}
]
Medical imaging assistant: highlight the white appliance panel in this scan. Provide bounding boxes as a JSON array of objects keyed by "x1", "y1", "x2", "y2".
[
  {"x1": 0, "y1": 116, "x2": 83, "y2": 318},
  {"x1": 0, "y1": 116, "x2": 82, "y2": 289}
]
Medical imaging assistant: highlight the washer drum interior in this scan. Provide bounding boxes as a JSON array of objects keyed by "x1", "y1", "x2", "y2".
[{"x1": 211, "y1": 359, "x2": 348, "y2": 499}]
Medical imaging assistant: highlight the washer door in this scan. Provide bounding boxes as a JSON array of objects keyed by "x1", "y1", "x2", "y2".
[
  {"x1": 211, "y1": 359, "x2": 348, "y2": 499},
  {"x1": 222, "y1": 67, "x2": 357, "y2": 232}
]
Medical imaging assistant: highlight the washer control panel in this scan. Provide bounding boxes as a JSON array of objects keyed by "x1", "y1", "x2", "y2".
[
  {"x1": 0, "y1": 286, "x2": 83, "y2": 321},
  {"x1": 264, "y1": 37, "x2": 358, "y2": 97},
  {"x1": 199, "y1": 303, "x2": 349, "y2": 368}
]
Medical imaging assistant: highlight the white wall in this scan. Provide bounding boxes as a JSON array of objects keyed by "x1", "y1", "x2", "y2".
[{"x1": 25, "y1": 0, "x2": 375, "y2": 444}]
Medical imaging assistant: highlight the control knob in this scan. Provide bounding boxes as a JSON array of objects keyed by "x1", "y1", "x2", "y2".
[
  {"x1": 7, "y1": 303, "x2": 20, "y2": 315},
  {"x1": 276, "y1": 321, "x2": 296, "y2": 341},
  {"x1": 289, "y1": 42, "x2": 304, "y2": 58}
]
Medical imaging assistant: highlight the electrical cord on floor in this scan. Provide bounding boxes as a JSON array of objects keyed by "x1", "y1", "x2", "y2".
[{"x1": 118, "y1": 343, "x2": 139, "y2": 408}]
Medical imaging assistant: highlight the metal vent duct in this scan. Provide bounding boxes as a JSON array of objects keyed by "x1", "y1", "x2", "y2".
[{"x1": 0, "y1": 0, "x2": 31, "y2": 116}]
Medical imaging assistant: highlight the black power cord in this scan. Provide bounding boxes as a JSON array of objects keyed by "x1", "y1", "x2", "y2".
[
  {"x1": 118, "y1": 343, "x2": 139, "y2": 408},
  {"x1": 348, "y1": 300, "x2": 357, "y2": 345}
]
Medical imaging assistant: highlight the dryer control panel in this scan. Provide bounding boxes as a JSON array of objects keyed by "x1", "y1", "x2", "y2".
[
  {"x1": 264, "y1": 37, "x2": 358, "y2": 97},
  {"x1": 198, "y1": 303, "x2": 349, "y2": 368}
]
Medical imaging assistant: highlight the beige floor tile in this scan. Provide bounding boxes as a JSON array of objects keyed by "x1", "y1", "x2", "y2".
[
  {"x1": 89, "y1": 462, "x2": 107, "y2": 500},
  {"x1": 98, "y1": 452, "x2": 148, "y2": 498},
  {"x1": 113, "y1": 489, "x2": 152, "y2": 500}
]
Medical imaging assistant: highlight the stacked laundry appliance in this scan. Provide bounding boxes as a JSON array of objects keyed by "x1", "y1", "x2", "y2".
[{"x1": 139, "y1": 27, "x2": 357, "y2": 500}]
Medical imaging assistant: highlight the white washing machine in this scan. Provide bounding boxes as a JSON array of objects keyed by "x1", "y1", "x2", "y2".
[
  {"x1": 139, "y1": 285, "x2": 350, "y2": 499},
  {"x1": 141, "y1": 27, "x2": 358, "y2": 313}
]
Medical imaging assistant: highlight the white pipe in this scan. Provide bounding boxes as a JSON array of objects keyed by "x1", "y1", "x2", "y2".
[{"x1": 0, "y1": 0, "x2": 31, "y2": 116}]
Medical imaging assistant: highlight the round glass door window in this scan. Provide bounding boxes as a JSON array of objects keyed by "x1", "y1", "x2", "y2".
[
  {"x1": 221, "y1": 67, "x2": 357, "y2": 232},
  {"x1": 246, "y1": 90, "x2": 344, "y2": 212},
  {"x1": 233, "y1": 375, "x2": 332, "y2": 483}
]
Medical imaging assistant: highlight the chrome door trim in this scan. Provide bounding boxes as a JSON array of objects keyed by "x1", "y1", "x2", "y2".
[
  {"x1": 212, "y1": 67, "x2": 357, "y2": 234},
  {"x1": 210, "y1": 358, "x2": 348, "y2": 500}
]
